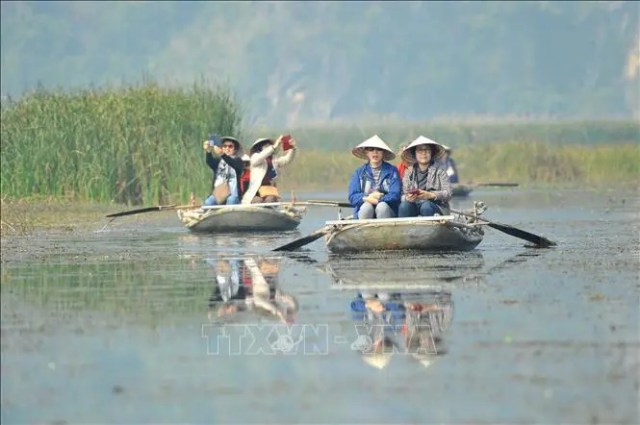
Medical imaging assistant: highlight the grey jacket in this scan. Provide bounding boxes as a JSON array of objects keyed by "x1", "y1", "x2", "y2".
[{"x1": 401, "y1": 163, "x2": 452, "y2": 210}]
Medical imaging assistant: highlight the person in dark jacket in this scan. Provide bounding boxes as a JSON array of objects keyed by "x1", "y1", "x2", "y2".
[
  {"x1": 203, "y1": 135, "x2": 244, "y2": 206},
  {"x1": 348, "y1": 135, "x2": 402, "y2": 219},
  {"x1": 439, "y1": 144, "x2": 459, "y2": 184}
]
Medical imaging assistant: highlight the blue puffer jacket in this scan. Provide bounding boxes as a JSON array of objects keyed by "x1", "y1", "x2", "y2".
[{"x1": 348, "y1": 161, "x2": 402, "y2": 216}]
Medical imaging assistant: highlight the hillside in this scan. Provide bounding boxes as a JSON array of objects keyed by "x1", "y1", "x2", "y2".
[{"x1": 1, "y1": 1, "x2": 638, "y2": 126}]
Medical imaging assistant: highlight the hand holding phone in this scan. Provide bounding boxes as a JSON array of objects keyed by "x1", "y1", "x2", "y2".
[
  {"x1": 207, "y1": 134, "x2": 222, "y2": 148},
  {"x1": 409, "y1": 189, "x2": 421, "y2": 196},
  {"x1": 281, "y1": 134, "x2": 293, "y2": 151}
]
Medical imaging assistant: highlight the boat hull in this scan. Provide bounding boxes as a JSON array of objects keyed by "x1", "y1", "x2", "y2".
[
  {"x1": 451, "y1": 184, "x2": 473, "y2": 197},
  {"x1": 177, "y1": 205, "x2": 303, "y2": 233},
  {"x1": 325, "y1": 216, "x2": 483, "y2": 253}
]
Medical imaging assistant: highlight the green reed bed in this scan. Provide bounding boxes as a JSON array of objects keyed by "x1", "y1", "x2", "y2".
[
  {"x1": 1, "y1": 82, "x2": 638, "y2": 205},
  {"x1": 257, "y1": 119, "x2": 639, "y2": 152},
  {"x1": 277, "y1": 143, "x2": 640, "y2": 192},
  {"x1": 1, "y1": 81, "x2": 242, "y2": 205}
]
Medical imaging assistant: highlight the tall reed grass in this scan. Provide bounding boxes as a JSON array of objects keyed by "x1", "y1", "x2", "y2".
[
  {"x1": 1, "y1": 82, "x2": 637, "y2": 205},
  {"x1": 1, "y1": 81, "x2": 243, "y2": 205},
  {"x1": 252, "y1": 119, "x2": 639, "y2": 152},
  {"x1": 277, "y1": 143, "x2": 639, "y2": 192}
]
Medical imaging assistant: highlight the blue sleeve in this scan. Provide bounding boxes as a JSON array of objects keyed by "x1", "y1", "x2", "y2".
[
  {"x1": 380, "y1": 166, "x2": 402, "y2": 204},
  {"x1": 348, "y1": 167, "x2": 364, "y2": 208}
]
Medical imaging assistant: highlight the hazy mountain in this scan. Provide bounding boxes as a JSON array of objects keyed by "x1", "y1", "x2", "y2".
[{"x1": 1, "y1": 1, "x2": 638, "y2": 126}]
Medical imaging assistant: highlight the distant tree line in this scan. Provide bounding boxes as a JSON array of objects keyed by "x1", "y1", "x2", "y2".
[{"x1": 1, "y1": 1, "x2": 638, "y2": 126}]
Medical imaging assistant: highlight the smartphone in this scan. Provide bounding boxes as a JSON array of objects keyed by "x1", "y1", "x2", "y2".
[
  {"x1": 281, "y1": 134, "x2": 293, "y2": 151},
  {"x1": 409, "y1": 189, "x2": 421, "y2": 195},
  {"x1": 207, "y1": 134, "x2": 222, "y2": 148}
]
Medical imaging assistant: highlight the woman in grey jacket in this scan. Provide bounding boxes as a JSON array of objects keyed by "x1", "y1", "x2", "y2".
[{"x1": 399, "y1": 136, "x2": 451, "y2": 217}]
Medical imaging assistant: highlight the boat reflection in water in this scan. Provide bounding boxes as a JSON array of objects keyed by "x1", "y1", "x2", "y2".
[
  {"x1": 325, "y1": 252, "x2": 466, "y2": 370},
  {"x1": 325, "y1": 250, "x2": 485, "y2": 289},
  {"x1": 206, "y1": 255, "x2": 298, "y2": 324},
  {"x1": 350, "y1": 290, "x2": 453, "y2": 370}
]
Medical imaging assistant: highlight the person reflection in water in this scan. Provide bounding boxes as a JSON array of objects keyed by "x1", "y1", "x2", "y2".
[
  {"x1": 350, "y1": 292, "x2": 405, "y2": 370},
  {"x1": 207, "y1": 256, "x2": 298, "y2": 324},
  {"x1": 350, "y1": 290, "x2": 453, "y2": 369}
]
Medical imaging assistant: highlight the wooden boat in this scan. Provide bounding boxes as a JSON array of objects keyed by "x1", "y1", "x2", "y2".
[
  {"x1": 273, "y1": 199, "x2": 554, "y2": 252},
  {"x1": 177, "y1": 203, "x2": 306, "y2": 233},
  {"x1": 451, "y1": 182, "x2": 519, "y2": 197},
  {"x1": 451, "y1": 184, "x2": 474, "y2": 197},
  {"x1": 324, "y1": 214, "x2": 484, "y2": 253}
]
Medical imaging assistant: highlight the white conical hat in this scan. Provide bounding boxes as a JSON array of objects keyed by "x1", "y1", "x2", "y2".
[
  {"x1": 352, "y1": 134, "x2": 396, "y2": 161},
  {"x1": 401, "y1": 135, "x2": 446, "y2": 164},
  {"x1": 362, "y1": 352, "x2": 393, "y2": 370},
  {"x1": 249, "y1": 138, "x2": 274, "y2": 153},
  {"x1": 412, "y1": 353, "x2": 436, "y2": 369}
]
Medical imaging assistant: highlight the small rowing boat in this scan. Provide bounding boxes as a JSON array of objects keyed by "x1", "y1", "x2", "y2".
[
  {"x1": 177, "y1": 203, "x2": 306, "y2": 233},
  {"x1": 451, "y1": 184, "x2": 474, "y2": 197},
  {"x1": 323, "y1": 215, "x2": 484, "y2": 253},
  {"x1": 272, "y1": 200, "x2": 555, "y2": 252},
  {"x1": 452, "y1": 182, "x2": 519, "y2": 197}
]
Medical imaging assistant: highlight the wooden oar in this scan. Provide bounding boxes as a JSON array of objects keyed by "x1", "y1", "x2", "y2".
[
  {"x1": 273, "y1": 226, "x2": 333, "y2": 251},
  {"x1": 474, "y1": 182, "x2": 519, "y2": 188},
  {"x1": 451, "y1": 208, "x2": 556, "y2": 248},
  {"x1": 307, "y1": 200, "x2": 351, "y2": 208},
  {"x1": 107, "y1": 201, "x2": 307, "y2": 218},
  {"x1": 201, "y1": 201, "x2": 304, "y2": 210},
  {"x1": 273, "y1": 213, "x2": 355, "y2": 252},
  {"x1": 105, "y1": 204, "x2": 199, "y2": 218}
]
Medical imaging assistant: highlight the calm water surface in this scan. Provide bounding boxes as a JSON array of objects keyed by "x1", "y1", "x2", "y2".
[{"x1": 1, "y1": 189, "x2": 638, "y2": 424}]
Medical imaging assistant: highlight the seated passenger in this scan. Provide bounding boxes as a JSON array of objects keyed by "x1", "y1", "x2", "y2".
[
  {"x1": 348, "y1": 135, "x2": 402, "y2": 219},
  {"x1": 398, "y1": 136, "x2": 451, "y2": 217},
  {"x1": 241, "y1": 135, "x2": 297, "y2": 204},
  {"x1": 439, "y1": 144, "x2": 459, "y2": 184},
  {"x1": 202, "y1": 135, "x2": 244, "y2": 206}
]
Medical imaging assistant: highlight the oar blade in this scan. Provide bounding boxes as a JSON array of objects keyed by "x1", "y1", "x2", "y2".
[
  {"x1": 487, "y1": 222, "x2": 556, "y2": 247},
  {"x1": 104, "y1": 203, "x2": 189, "y2": 218},
  {"x1": 451, "y1": 208, "x2": 556, "y2": 248},
  {"x1": 273, "y1": 227, "x2": 329, "y2": 251},
  {"x1": 105, "y1": 206, "x2": 161, "y2": 218}
]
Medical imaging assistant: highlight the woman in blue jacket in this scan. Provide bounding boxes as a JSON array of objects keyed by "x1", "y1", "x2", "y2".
[{"x1": 348, "y1": 135, "x2": 402, "y2": 219}]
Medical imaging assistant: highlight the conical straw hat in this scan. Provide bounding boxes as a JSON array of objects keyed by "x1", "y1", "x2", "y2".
[
  {"x1": 249, "y1": 138, "x2": 274, "y2": 154},
  {"x1": 401, "y1": 135, "x2": 446, "y2": 164},
  {"x1": 352, "y1": 134, "x2": 396, "y2": 161}
]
